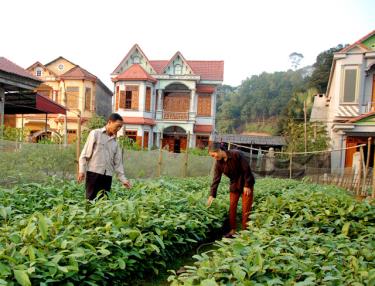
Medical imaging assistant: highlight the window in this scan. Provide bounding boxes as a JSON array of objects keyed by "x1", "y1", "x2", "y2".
[
  {"x1": 58, "y1": 64, "x2": 64, "y2": 71},
  {"x1": 133, "y1": 56, "x2": 140, "y2": 64},
  {"x1": 125, "y1": 131, "x2": 137, "y2": 142},
  {"x1": 342, "y1": 67, "x2": 358, "y2": 103},
  {"x1": 197, "y1": 94, "x2": 212, "y2": 116},
  {"x1": 54, "y1": 91, "x2": 59, "y2": 103},
  {"x1": 120, "y1": 85, "x2": 139, "y2": 110},
  {"x1": 174, "y1": 64, "x2": 182, "y2": 75},
  {"x1": 115, "y1": 86, "x2": 120, "y2": 110},
  {"x1": 126, "y1": 91, "x2": 132, "y2": 109},
  {"x1": 119, "y1": 90, "x2": 125, "y2": 109},
  {"x1": 38, "y1": 90, "x2": 51, "y2": 99},
  {"x1": 196, "y1": 135, "x2": 209, "y2": 148},
  {"x1": 66, "y1": 86, "x2": 79, "y2": 109},
  {"x1": 35, "y1": 68, "x2": 43, "y2": 77},
  {"x1": 85, "y1": 88, "x2": 92, "y2": 110},
  {"x1": 145, "y1": 87, "x2": 151, "y2": 112}
]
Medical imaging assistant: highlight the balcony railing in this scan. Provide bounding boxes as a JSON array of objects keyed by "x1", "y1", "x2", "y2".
[{"x1": 162, "y1": 111, "x2": 189, "y2": 121}]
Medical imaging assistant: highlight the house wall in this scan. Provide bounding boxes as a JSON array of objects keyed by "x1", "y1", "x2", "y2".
[{"x1": 95, "y1": 82, "x2": 112, "y2": 118}]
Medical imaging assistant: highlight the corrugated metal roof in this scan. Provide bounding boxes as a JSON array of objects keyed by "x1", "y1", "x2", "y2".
[{"x1": 213, "y1": 134, "x2": 286, "y2": 146}]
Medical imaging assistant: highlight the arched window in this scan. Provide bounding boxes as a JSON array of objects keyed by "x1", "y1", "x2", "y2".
[
  {"x1": 133, "y1": 56, "x2": 140, "y2": 64},
  {"x1": 174, "y1": 64, "x2": 182, "y2": 75},
  {"x1": 35, "y1": 68, "x2": 43, "y2": 77}
]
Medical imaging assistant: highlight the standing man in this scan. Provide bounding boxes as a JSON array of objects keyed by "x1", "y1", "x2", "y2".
[
  {"x1": 207, "y1": 142, "x2": 255, "y2": 237},
  {"x1": 78, "y1": 113, "x2": 131, "y2": 200}
]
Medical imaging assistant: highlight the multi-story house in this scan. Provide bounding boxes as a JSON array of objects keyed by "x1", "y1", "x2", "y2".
[
  {"x1": 311, "y1": 30, "x2": 375, "y2": 171},
  {"x1": 23, "y1": 57, "x2": 112, "y2": 142},
  {"x1": 111, "y1": 44, "x2": 224, "y2": 151}
]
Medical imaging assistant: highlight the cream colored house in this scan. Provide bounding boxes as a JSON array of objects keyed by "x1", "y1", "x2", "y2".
[{"x1": 22, "y1": 57, "x2": 112, "y2": 142}]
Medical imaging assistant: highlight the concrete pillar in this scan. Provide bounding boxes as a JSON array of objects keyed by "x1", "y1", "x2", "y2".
[
  {"x1": 157, "y1": 89, "x2": 163, "y2": 111},
  {"x1": 156, "y1": 89, "x2": 163, "y2": 120},
  {"x1": 139, "y1": 83, "x2": 146, "y2": 112},
  {"x1": 189, "y1": 88, "x2": 196, "y2": 120}
]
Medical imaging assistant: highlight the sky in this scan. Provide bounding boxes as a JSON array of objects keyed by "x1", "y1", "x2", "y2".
[{"x1": 0, "y1": 0, "x2": 374, "y2": 89}]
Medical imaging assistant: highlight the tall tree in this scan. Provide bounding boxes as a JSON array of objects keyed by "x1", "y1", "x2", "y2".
[
  {"x1": 308, "y1": 44, "x2": 346, "y2": 93},
  {"x1": 289, "y1": 52, "x2": 304, "y2": 70}
]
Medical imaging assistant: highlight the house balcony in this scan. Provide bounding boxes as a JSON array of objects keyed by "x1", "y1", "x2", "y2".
[{"x1": 162, "y1": 111, "x2": 189, "y2": 121}]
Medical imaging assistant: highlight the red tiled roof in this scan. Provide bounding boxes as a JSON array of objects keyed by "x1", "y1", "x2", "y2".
[
  {"x1": 112, "y1": 44, "x2": 155, "y2": 74},
  {"x1": 340, "y1": 30, "x2": 375, "y2": 53},
  {"x1": 188, "y1": 61, "x2": 224, "y2": 81},
  {"x1": 150, "y1": 60, "x2": 224, "y2": 81},
  {"x1": 348, "y1": 111, "x2": 375, "y2": 123},
  {"x1": 161, "y1": 51, "x2": 195, "y2": 74},
  {"x1": 59, "y1": 66, "x2": 97, "y2": 81},
  {"x1": 196, "y1": 85, "x2": 216, "y2": 94},
  {"x1": 122, "y1": 116, "x2": 155, "y2": 126},
  {"x1": 149, "y1": 60, "x2": 168, "y2": 73},
  {"x1": 113, "y1": 64, "x2": 157, "y2": 83},
  {"x1": 0, "y1": 57, "x2": 41, "y2": 81},
  {"x1": 194, "y1": 124, "x2": 213, "y2": 133}
]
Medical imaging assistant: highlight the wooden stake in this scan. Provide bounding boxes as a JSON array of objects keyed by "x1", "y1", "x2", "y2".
[
  {"x1": 183, "y1": 132, "x2": 190, "y2": 177},
  {"x1": 158, "y1": 137, "x2": 163, "y2": 177},
  {"x1": 356, "y1": 147, "x2": 363, "y2": 195},
  {"x1": 76, "y1": 110, "x2": 81, "y2": 178},
  {"x1": 373, "y1": 143, "x2": 375, "y2": 198},
  {"x1": 289, "y1": 152, "x2": 293, "y2": 179},
  {"x1": 304, "y1": 100, "x2": 307, "y2": 154}
]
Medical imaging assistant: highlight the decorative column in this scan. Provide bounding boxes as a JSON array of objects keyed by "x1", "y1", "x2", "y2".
[
  {"x1": 156, "y1": 89, "x2": 163, "y2": 120},
  {"x1": 189, "y1": 88, "x2": 196, "y2": 121},
  {"x1": 157, "y1": 89, "x2": 163, "y2": 111},
  {"x1": 139, "y1": 82, "x2": 146, "y2": 112}
]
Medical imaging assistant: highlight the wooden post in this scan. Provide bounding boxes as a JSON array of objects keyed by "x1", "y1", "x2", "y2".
[
  {"x1": 360, "y1": 146, "x2": 366, "y2": 194},
  {"x1": 183, "y1": 132, "x2": 190, "y2": 177},
  {"x1": 289, "y1": 152, "x2": 293, "y2": 179},
  {"x1": 356, "y1": 146, "x2": 363, "y2": 195},
  {"x1": 21, "y1": 114, "x2": 24, "y2": 142},
  {"x1": 158, "y1": 137, "x2": 163, "y2": 177},
  {"x1": 228, "y1": 142, "x2": 231, "y2": 150},
  {"x1": 365, "y1": 138, "x2": 371, "y2": 188},
  {"x1": 313, "y1": 122, "x2": 317, "y2": 141},
  {"x1": 304, "y1": 100, "x2": 307, "y2": 154},
  {"x1": 76, "y1": 110, "x2": 81, "y2": 178},
  {"x1": 366, "y1": 138, "x2": 371, "y2": 173}
]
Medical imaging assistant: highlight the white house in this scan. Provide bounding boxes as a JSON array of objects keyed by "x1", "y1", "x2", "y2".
[
  {"x1": 311, "y1": 30, "x2": 375, "y2": 171},
  {"x1": 111, "y1": 44, "x2": 224, "y2": 152}
]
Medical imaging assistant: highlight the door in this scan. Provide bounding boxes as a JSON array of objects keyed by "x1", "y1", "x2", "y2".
[
  {"x1": 143, "y1": 131, "x2": 149, "y2": 149},
  {"x1": 345, "y1": 137, "x2": 368, "y2": 167},
  {"x1": 174, "y1": 139, "x2": 181, "y2": 153}
]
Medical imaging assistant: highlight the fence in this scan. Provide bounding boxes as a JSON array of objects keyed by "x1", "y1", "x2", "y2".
[
  {"x1": 0, "y1": 139, "x2": 214, "y2": 187},
  {"x1": 1, "y1": 138, "x2": 374, "y2": 198},
  {"x1": 228, "y1": 142, "x2": 374, "y2": 198}
]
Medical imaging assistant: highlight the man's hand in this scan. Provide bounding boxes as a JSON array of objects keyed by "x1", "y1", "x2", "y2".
[
  {"x1": 77, "y1": 173, "x2": 85, "y2": 183},
  {"x1": 207, "y1": 195, "x2": 215, "y2": 208},
  {"x1": 122, "y1": 179, "x2": 132, "y2": 189},
  {"x1": 243, "y1": 187, "x2": 252, "y2": 196}
]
